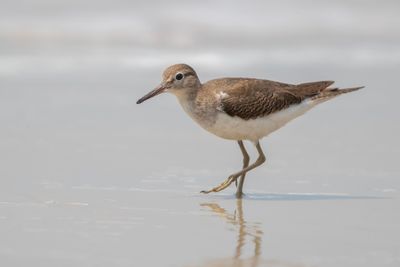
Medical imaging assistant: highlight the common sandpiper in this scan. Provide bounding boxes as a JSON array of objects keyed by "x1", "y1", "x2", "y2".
[{"x1": 137, "y1": 64, "x2": 363, "y2": 198}]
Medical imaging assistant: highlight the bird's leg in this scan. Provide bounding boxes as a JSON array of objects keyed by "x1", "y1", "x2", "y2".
[
  {"x1": 201, "y1": 141, "x2": 266, "y2": 195},
  {"x1": 235, "y1": 140, "x2": 250, "y2": 198}
]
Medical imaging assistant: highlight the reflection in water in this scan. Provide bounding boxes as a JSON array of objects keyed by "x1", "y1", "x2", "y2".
[
  {"x1": 202, "y1": 200, "x2": 262, "y2": 264},
  {"x1": 195, "y1": 200, "x2": 307, "y2": 267}
]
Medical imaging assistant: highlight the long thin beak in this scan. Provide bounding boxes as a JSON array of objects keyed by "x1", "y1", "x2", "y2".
[{"x1": 136, "y1": 84, "x2": 167, "y2": 104}]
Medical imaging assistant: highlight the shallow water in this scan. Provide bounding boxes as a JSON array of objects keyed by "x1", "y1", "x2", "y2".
[
  {"x1": 1, "y1": 0, "x2": 400, "y2": 266},
  {"x1": 1, "y1": 184, "x2": 398, "y2": 267}
]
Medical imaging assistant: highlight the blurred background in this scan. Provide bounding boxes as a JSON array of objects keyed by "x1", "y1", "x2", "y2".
[
  {"x1": 1, "y1": 0, "x2": 399, "y2": 187},
  {"x1": 1, "y1": 1, "x2": 399, "y2": 266}
]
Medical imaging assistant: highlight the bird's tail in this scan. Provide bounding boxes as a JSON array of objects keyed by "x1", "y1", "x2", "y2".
[{"x1": 310, "y1": 86, "x2": 364, "y2": 104}]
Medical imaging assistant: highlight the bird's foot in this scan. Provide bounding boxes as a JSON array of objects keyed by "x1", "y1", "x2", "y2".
[{"x1": 200, "y1": 175, "x2": 239, "y2": 194}]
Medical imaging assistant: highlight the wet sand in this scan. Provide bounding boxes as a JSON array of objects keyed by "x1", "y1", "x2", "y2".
[{"x1": 0, "y1": 182, "x2": 398, "y2": 267}]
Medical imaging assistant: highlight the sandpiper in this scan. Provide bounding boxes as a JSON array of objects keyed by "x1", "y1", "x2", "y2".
[{"x1": 137, "y1": 64, "x2": 363, "y2": 198}]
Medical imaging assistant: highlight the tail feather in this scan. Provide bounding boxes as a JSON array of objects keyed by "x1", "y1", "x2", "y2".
[
  {"x1": 294, "y1": 81, "x2": 335, "y2": 98},
  {"x1": 309, "y1": 86, "x2": 364, "y2": 105}
]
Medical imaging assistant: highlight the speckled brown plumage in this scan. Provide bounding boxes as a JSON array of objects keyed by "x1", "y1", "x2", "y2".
[{"x1": 200, "y1": 78, "x2": 362, "y2": 120}]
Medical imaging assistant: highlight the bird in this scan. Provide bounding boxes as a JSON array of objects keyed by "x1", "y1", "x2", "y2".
[{"x1": 136, "y1": 64, "x2": 363, "y2": 198}]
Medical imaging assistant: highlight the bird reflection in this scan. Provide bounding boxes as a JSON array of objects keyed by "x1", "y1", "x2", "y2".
[
  {"x1": 198, "y1": 200, "x2": 308, "y2": 267},
  {"x1": 200, "y1": 199, "x2": 263, "y2": 267}
]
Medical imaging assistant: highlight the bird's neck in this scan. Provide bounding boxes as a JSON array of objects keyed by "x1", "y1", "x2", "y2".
[
  {"x1": 173, "y1": 87, "x2": 198, "y2": 113},
  {"x1": 172, "y1": 85, "x2": 211, "y2": 124},
  {"x1": 172, "y1": 85, "x2": 217, "y2": 129}
]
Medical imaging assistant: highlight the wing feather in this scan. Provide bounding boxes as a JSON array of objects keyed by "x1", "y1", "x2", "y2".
[
  {"x1": 210, "y1": 79, "x2": 340, "y2": 120},
  {"x1": 220, "y1": 84, "x2": 302, "y2": 120}
]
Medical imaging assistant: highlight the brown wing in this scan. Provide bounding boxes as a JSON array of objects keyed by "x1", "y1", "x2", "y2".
[{"x1": 219, "y1": 79, "x2": 303, "y2": 120}]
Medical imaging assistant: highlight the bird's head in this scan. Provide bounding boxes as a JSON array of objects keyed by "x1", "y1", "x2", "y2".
[{"x1": 137, "y1": 64, "x2": 201, "y2": 104}]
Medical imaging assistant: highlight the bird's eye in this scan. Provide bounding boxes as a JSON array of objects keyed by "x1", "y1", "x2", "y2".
[{"x1": 175, "y1": 73, "x2": 184, "y2": 80}]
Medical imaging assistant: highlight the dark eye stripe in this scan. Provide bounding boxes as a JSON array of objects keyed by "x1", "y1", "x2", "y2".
[{"x1": 183, "y1": 71, "x2": 195, "y2": 77}]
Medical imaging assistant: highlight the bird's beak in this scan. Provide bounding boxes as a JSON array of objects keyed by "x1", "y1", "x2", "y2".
[{"x1": 136, "y1": 83, "x2": 168, "y2": 104}]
